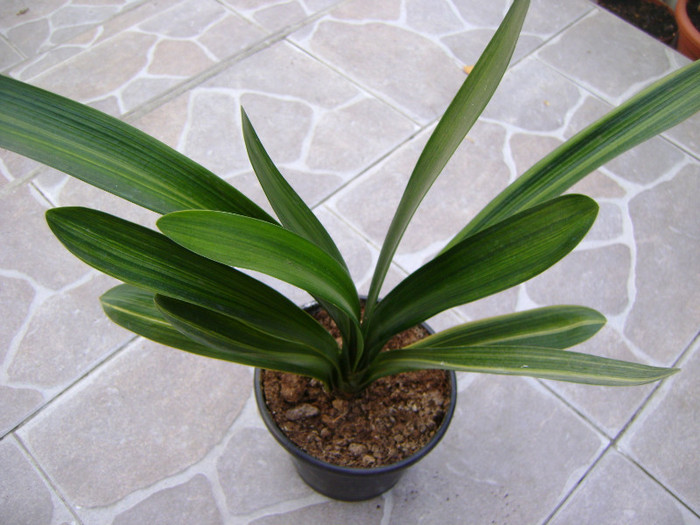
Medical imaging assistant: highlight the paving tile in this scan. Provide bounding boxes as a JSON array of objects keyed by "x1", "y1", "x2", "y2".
[
  {"x1": 0, "y1": 186, "x2": 135, "y2": 434},
  {"x1": 0, "y1": 184, "x2": 89, "y2": 290},
  {"x1": 0, "y1": 146, "x2": 44, "y2": 185},
  {"x1": 130, "y1": 41, "x2": 416, "y2": 211},
  {"x1": 0, "y1": 36, "x2": 23, "y2": 71},
  {"x1": 385, "y1": 374, "x2": 605, "y2": 524},
  {"x1": 664, "y1": 111, "x2": 700, "y2": 158},
  {"x1": 9, "y1": 0, "x2": 181, "y2": 84},
  {"x1": 292, "y1": 0, "x2": 594, "y2": 125},
  {"x1": 0, "y1": 385, "x2": 43, "y2": 438},
  {"x1": 6, "y1": 273, "x2": 128, "y2": 389},
  {"x1": 1, "y1": 0, "x2": 698, "y2": 521},
  {"x1": 18, "y1": 339, "x2": 252, "y2": 508},
  {"x1": 290, "y1": 0, "x2": 468, "y2": 124},
  {"x1": 330, "y1": 119, "x2": 510, "y2": 273},
  {"x1": 112, "y1": 474, "x2": 224, "y2": 525},
  {"x1": 221, "y1": 0, "x2": 342, "y2": 33},
  {"x1": 482, "y1": 57, "x2": 584, "y2": 132},
  {"x1": 12, "y1": 0, "x2": 266, "y2": 116},
  {"x1": 542, "y1": 326, "x2": 658, "y2": 438},
  {"x1": 217, "y1": 427, "x2": 310, "y2": 515},
  {"x1": 34, "y1": 174, "x2": 161, "y2": 230},
  {"x1": 619, "y1": 339, "x2": 700, "y2": 514},
  {"x1": 625, "y1": 164, "x2": 700, "y2": 365},
  {"x1": 250, "y1": 499, "x2": 385, "y2": 524},
  {"x1": 0, "y1": 436, "x2": 76, "y2": 525},
  {"x1": 0, "y1": 0, "x2": 141, "y2": 60},
  {"x1": 550, "y1": 449, "x2": 698, "y2": 525},
  {"x1": 536, "y1": 9, "x2": 678, "y2": 105},
  {"x1": 526, "y1": 244, "x2": 632, "y2": 316}
]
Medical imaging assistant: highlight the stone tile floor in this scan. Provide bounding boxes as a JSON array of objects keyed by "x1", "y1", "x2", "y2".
[{"x1": 1, "y1": 0, "x2": 698, "y2": 523}]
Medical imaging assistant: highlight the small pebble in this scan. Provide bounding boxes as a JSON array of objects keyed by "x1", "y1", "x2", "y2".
[
  {"x1": 348, "y1": 443, "x2": 367, "y2": 456},
  {"x1": 285, "y1": 403, "x2": 319, "y2": 421},
  {"x1": 280, "y1": 374, "x2": 306, "y2": 403},
  {"x1": 361, "y1": 454, "x2": 376, "y2": 467}
]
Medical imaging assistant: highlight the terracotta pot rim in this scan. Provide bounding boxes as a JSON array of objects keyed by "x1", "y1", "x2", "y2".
[{"x1": 676, "y1": 0, "x2": 700, "y2": 59}]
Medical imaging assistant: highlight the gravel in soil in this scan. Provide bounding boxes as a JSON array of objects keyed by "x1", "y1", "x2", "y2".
[{"x1": 260, "y1": 308, "x2": 452, "y2": 468}]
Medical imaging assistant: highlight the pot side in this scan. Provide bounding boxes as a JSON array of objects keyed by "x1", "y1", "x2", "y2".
[
  {"x1": 254, "y1": 367, "x2": 457, "y2": 501},
  {"x1": 677, "y1": 0, "x2": 700, "y2": 59}
]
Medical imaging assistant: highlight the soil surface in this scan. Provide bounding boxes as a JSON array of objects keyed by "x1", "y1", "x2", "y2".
[
  {"x1": 597, "y1": 0, "x2": 678, "y2": 45},
  {"x1": 261, "y1": 307, "x2": 452, "y2": 468},
  {"x1": 688, "y1": 0, "x2": 700, "y2": 31}
]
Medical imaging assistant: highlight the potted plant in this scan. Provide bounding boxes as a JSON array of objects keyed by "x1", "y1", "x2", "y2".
[
  {"x1": 676, "y1": 0, "x2": 700, "y2": 59},
  {"x1": 1, "y1": 0, "x2": 698, "y2": 501}
]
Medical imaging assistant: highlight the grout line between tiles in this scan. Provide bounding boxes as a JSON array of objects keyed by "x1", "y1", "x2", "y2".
[
  {"x1": 12, "y1": 434, "x2": 85, "y2": 525},
  {"x1": 122, "y1": 0, "x2": 354, "y2": 124},
  {"x1": 541, "y1": 443, "x2": 611, "y2": 525},
  {"x1": 622, "y1": 452, "x2": 700, "y2": 520},
  {"x1": 2, "y1": 335, "x2": 138, "y2": 440},
  {"x1": 542, "y1": 330, "x2": 700, "y2": 522}
]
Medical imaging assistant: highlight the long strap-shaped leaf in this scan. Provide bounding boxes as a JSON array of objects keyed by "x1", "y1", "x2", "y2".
[
  {"x1": 155, "y1": 294, "x2": 336, "y2": 384},
  {"x1": 0, "y1": 76, "x2": 274, "y2": 220},
  {"x1": 408, "y1": 306, "x2": 606, "y2": 350},
  {"x1": 368, "y1": 345, "x2": 678, "y2": 387},
  {"x1": 102, "y1": 284, "x2": 336, "y2": 383},
  {"x1": 241, "y1": 108, "x2": 347, "y2": 268},
  {"x1": 364, "y1": 0, "x2": 530, "y2": 319},
  {"x1": 157, "y1": 210, "x2": 361, "y2": 321},
  {"x1": 101, "y1": 284, "x2": 218, "y2": 354},
  {"x1": 445, "y1": 59, "x2": 700, "y2": 248},
  {"x1": 363, "y1": 194, "x2": 597, "y2": 355},
  {"x1": 46, "y1": 207, "x2": 338, "y2": 356},
  {"x1": 241, "y1": 108, "x2": 358, "y2": 361}
]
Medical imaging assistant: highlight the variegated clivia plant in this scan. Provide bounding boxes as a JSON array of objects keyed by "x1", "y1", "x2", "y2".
[{"x1": 1, "y1": 0, "x2": 696, "y2": 394}]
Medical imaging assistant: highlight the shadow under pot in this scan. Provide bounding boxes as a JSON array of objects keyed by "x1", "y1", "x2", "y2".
[{"x1": 254, "y1": 362, "x2": 457, "y2": 501}]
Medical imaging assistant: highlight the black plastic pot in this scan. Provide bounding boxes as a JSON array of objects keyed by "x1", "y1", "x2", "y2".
[{"x1": 254, "y1": 365, "x2": 457, "y2": 501}]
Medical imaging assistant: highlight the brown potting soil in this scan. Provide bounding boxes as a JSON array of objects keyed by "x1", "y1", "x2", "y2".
[
  {"x1": 261, "y1": 308, "x2": 452, "y2": 468},
  {"x1": 688, "y1": 0, "x2": 700, "y2": 31},
  {"x1": 597, "y1": 0, "x2": 678, "y2": 45}
]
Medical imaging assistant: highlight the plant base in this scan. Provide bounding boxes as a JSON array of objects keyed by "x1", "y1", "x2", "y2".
[{"x1": 254, "y1": 368, "x2": 457, "y2": 501}]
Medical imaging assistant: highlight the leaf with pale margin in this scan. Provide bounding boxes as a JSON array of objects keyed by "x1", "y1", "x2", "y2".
[
  {"x1": 408, "y1": 306, "x2": 605, "y2": 350},
  {"x1": 101, "y1": 284, "x2": 223, "y2": 354},
  {"x1": 364, "y1": 195, "x2": 597, "y2": 354},
  {"x1": 155, "y1": 294, "x2": 336, "y2": 383},
  {"x1": 445, "y1": 59, "x2": 700, "y2": 248},
  {"x1": 369, "y1": 346, "x2": 678, "y2": 387}
]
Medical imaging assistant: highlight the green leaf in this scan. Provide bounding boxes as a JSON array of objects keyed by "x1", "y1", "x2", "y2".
[
  {"x1": 364, "y1": 195, "x2": 598, "y2": 353},
  {"x1": 155, "y1": 294, "x2": 336, "y2": 384},
  {"x1": 157, "y1": 210, "x2": 361, "y2": 320},
  {"x1": 445, "y1": 59, "x2": 700, "y2": 247},
  {"x1": 0, "y1": 75, "x2": 274, "y2": 220},
  {"x1": 364, "y1": 0, "x2": 530, "y2": 318},
  {"x1": 408, "y1": 306, "x2": 606, "y2": 350},
  {"x1": 101, "y1": 284, "x2": 222, "y2": 354},
  {"x1": 369, "y1": 345, "x2": 679, "y2": 387},
  {"x1": 241, "y1": 108, "x2": 360, "y2": 363},
  {"x1": 46, "y1": 206, "x2": 338, "y2": 356},
  {"x1": 241, "y1": 108, "x2": 347, "y2": 269}
]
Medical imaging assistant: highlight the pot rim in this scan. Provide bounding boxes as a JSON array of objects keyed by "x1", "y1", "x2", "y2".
[{"x1": 677, "y1": 0, "x2": 698, "y2": 32}]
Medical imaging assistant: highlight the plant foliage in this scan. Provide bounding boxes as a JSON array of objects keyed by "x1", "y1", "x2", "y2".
[{"x1": 1, "y1": 0, "x2": 694, "y2": 393}]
